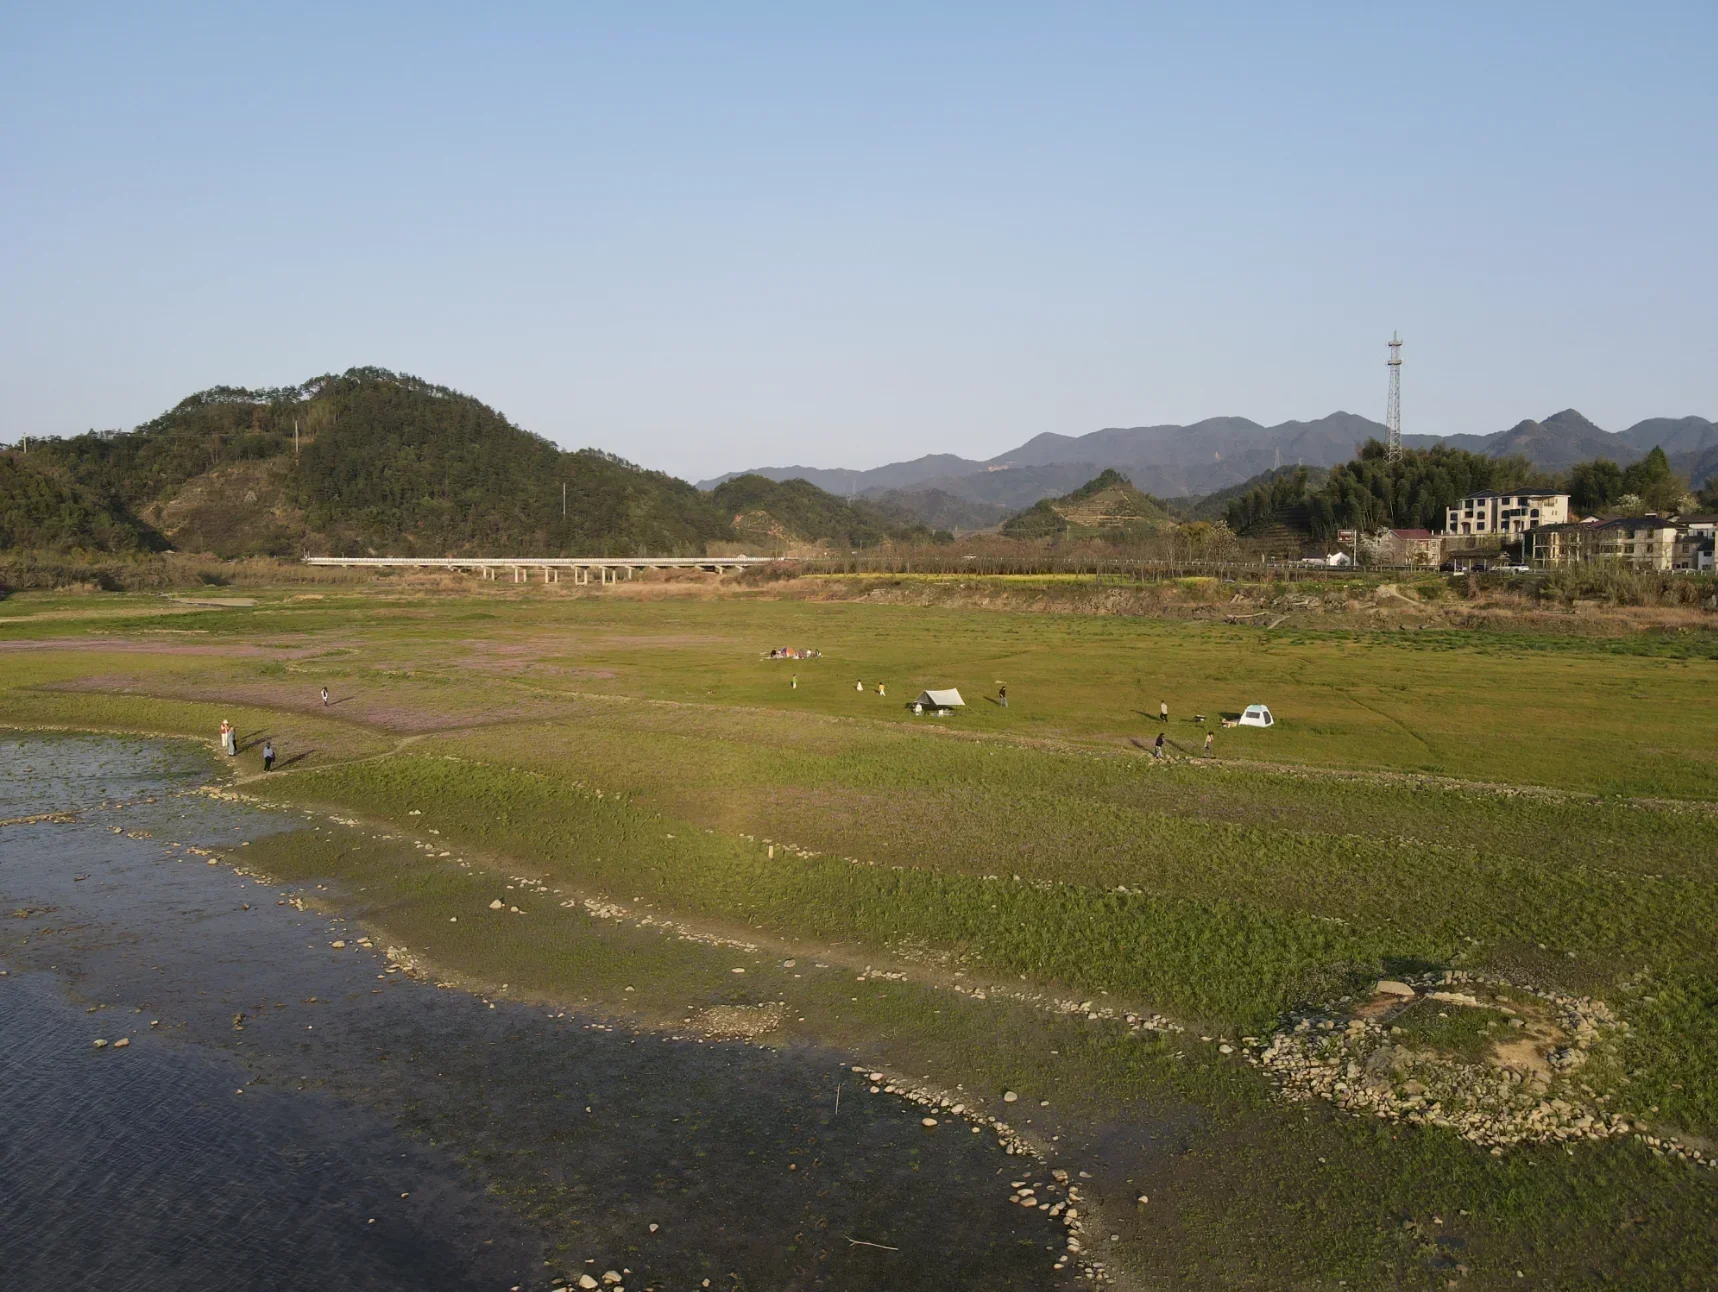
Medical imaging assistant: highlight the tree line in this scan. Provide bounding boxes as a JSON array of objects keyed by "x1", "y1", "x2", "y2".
[{"x1": 1226, "y1": 440, "x2": 1711, "y2": 541}]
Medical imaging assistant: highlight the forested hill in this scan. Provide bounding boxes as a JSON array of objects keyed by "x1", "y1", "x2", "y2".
[
  {"x1": 710, "y1": 474, "x2": 936, "y2": 548},
  {"x1": 1000, "y1": 468, "x2": 1174, "y2": 540},
  {"x1": 2, "y1": 369, "x2": 915, "y2": 557}
]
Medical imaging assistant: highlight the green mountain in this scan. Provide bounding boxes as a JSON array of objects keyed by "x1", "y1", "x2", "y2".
[
  {"x1": 866, "y1": 487, "x2": 1012, "y2": 534},
  {"x1": 5, "y1": 369, "x2": 916, "y2": 558},
  {"x1": 1188, "y1": 464, "x2": 1329, "y2": 524},
  {"x1": 0, "y1": 455, "x2": 158, "y2": 553},
  {"x1": 1000, "y1": 468, "x2": 1173, "y2": 540},
  {"x1": 709, "y1": 474, "x2": 923, "y2": 549}
]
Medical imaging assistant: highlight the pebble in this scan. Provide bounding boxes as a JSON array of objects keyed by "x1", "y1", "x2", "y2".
[
  {"x1": 1003, "y1": 1090, "x2": 1019, "y2": 1103},
  {"x1": 489, "y1": 899, "x2": 504, "y2": 910},
  {"x1": 921, "y1": 1117, "x2": 938, "y2": 1128},
  {"x1": 92, "y1": 1039, "x2": 108, "y2": 1049},
  {"x1": 331, "y1": 940, "x2": 346, "y2": 949},
  {"x1": 577, "y1": 1278, "x2": 598, "y2": 1290},
  {"x1": 113, "y1": 1038, "x2": 130, "y2": 1049}
]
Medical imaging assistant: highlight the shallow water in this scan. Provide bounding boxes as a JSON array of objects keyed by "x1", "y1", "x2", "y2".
[{"x1": 0, "y1": 734, "x2": 1075, "y2": 1290}]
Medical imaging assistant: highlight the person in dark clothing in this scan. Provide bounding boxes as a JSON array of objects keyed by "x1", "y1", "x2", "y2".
[
  {"x1": 998, "y1": 684, "x2": 1008, "y2": 709},
  {"x1": 1153, "y1": 732, "x2": 1165, "y2": 759},
  {"x1": 321, "y1": 686, "x2": 329, "y2": 706},
  {"x1": 262, "y1": 741, "x2": 275, "y2": 772}
]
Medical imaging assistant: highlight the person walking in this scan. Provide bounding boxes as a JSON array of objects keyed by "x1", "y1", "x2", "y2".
[
  {"x1": 856, "y1": 679, "x2": 864, "y2": 692},
  {"x1": 998, "y1": 683, "x2": 1008, "y2": 709},
  {"x1": 320, "y1": 686, "x2": 329, "y2": 707},
  {"x1": 1160, "y1": 700, "x2": 1169, "y2": 724},
  {"x1": 1204, "y1": 731, "x2": 1214, "y2": 758},
  {"x1": 1153, "y1": 731, "x2": 1165, "y2": 760},
  {"x1": 876, "y1": 682, "x2": 886, "y2": 698},
  {"x1": 261, "y1": 740, "x2": 275, "y2": 773},
  {"x1": 791, "y1": 674, "x2": 798, "y2": 690},
  {"x1": 221, "y1": 720, "x2": 236, "y2": 757}
]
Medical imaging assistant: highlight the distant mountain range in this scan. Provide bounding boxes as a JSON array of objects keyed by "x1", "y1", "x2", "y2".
[{"x1": 701, "y1": 409, "x2": 1718, "y2": 526}]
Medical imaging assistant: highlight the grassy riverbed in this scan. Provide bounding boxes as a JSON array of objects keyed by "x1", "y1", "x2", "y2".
[{"x1": 4, "y1": 583, "x2": 1716, "y2": 1288}]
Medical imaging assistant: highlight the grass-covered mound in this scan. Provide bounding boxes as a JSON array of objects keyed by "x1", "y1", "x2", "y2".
[{"x1": 1000, "y1": 468, "x2": 1173, "y2": 541}]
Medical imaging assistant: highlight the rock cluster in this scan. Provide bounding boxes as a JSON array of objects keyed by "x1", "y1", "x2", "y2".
[
  {"x1": 1247, "y1": 972, "x2": 1712, "y2": 1169},
  {"x1": 693, "y1": 1002, "x2": 787, "y2": 1040}
]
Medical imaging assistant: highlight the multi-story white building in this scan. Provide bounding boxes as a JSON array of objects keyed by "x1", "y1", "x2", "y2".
[
  {"x1": 1531, "y1": 516, "x2": 1680, "y2": 571},
  {"x1": 1673, "y1": 516, "x2": 1716, "y2": 573},
  {"x1": 1444, "y1": 490, "x2": 1570, "y2": 539}
]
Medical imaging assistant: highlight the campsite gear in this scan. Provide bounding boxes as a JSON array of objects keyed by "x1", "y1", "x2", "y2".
[
  {"x1": 914, "y1": 689, "x2": 965, "y2": 711},
  {"x1": 1238, "y1": 704, "x2": 1275, "y2": 728}
]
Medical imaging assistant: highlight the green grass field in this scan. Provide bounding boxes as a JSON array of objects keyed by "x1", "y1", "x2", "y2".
[{"x1": 3, "y1": 583, "x2": 1715, "y2": 1288}]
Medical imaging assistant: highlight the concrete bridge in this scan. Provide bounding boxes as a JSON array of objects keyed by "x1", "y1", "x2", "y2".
[{"x1": 301, "y1": 555, "x2": 779, "y2": 584}]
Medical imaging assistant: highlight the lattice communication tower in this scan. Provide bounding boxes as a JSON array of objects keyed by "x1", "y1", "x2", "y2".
[{"x1": 1385, "y1": 332, "x2": 1403, "y2": 463}]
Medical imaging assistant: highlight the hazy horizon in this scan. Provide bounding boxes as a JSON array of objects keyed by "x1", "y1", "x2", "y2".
[{"x1": 4, "y1": 3, "x2": 1714, "y2": 481}]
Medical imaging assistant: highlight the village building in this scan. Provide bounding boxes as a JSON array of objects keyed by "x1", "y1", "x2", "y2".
[
  {"x1": 1672, "y1": 516, "x2": 1716, "y2": 572},
  {"x1": 1378, "y1": 528, "x2": 1441, "y2": 567},
  {"x1": 1439, "y1": 489, "x2": 1570, "y2": 570},
  {"x1": 1444, "y1": 490, "x2": 1570, "y2": 541},
  {"x1": 1530, "y1": 515, "x2": 1680, "y2": 571}
]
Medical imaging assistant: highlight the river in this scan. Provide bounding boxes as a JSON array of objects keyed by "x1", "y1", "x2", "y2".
[{"x1": 0, "y1": 733, "x2": 1078, "y2": 1291}]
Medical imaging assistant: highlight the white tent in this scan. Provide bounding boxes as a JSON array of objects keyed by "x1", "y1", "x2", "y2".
[{"x1": 914, "y1": 689, "x2": 965, "y2": 709}]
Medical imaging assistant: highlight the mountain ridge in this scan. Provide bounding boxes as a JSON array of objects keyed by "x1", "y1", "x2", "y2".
[{"x1": 704, "y1": 411, "x2": 1718, "y2": 521}]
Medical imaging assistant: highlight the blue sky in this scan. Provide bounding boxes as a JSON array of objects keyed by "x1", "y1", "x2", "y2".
[{"x1": 3, "y1": 2, "x2": 1714, "y2": 479}]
